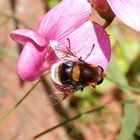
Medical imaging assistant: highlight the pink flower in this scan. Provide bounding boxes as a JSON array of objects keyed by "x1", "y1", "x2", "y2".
[
  {"x1": 107, "y1": 0, "x2": 140, "y2": 31},
  {"x1": 10, "y1": 0, "x2": 111, "y2": 81},
  {"x1": 89, "y1": 0, "x2": 140, "y2": 31}
]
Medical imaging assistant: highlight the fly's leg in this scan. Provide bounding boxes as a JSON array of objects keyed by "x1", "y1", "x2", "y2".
[
  {"x1": 66, "y1": 38, "x2": 81, "y2": 59},
  {"x1": 83, "y1": 44, "x2": 95, "y2": 61},
  {"x1": 67, "y1": 38, "x2": 95, "y2": 61}
]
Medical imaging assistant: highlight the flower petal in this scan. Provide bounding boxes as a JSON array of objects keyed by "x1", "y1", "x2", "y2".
[
  {"x1": 17, "y1": 42, "x2": 48, "y2": 81},
  {"x1": 37, "y1": 0, "x2": 91, "y2": 41},
  {"x1": 52, "y1": 21, "x2": 111, "y2": 69},
  {"x1": 107, "y1": 0, "x2": 140, "y2": 31},
  {"x1": 10, "y1": 29, "x2": 47, "y2": 47}
]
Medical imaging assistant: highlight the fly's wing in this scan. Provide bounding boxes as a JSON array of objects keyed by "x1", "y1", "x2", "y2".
[
  {"x1": 48, "y1": 91, "x2": 72, "y2": 105},
  {"x1": 44, "y1": 73, "x2": 74, "y2": 105},
  {"x1": 49, "y1": 40, "x2": 80, "y2": 62},
  {"x1": 48, "y1": 82, "x2": 75, "y2": 105}
]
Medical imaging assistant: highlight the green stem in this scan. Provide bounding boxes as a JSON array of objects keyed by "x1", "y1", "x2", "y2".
[
  {"x1": 0, "y1": 71, "x2": 48, "y2": 123},
  {"x1": 29, "y1": 105, "x2": 104, "y2": 140}
]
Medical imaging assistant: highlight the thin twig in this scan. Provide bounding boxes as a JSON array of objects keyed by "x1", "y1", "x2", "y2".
[
  {"x1": 29, "y1": 105, "x2": 107, "y2": 140},
  {"x1": 0, "y1": 71, "x2": 49, "y2": 123}
]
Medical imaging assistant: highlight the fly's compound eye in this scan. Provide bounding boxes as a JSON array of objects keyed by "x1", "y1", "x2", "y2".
[
  {"x1": 97, "y1": 66, "x2": 104, "y2": 74},
  {"x1": 96, "y1": 66, "x2": 104, "y2": 85},
  {"x1": 97, "y1": 78, "x2": 103, "y2": 85}
]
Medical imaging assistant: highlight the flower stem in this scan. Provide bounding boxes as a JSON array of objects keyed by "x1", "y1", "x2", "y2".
[
  {"x1": 29, "y1": 105, "x2": 105, "y2": 140},
  {"x1": 0, "y1": 71, "x2": 49, "y2": 123}
]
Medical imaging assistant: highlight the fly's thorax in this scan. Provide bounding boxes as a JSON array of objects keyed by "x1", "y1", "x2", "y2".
[{"x1": 79, "y1": 63, "x2": 99, "y2": 83}]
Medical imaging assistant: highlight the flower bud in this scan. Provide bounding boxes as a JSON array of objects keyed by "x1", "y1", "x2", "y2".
[{"x1": 88, "y1": 0, "x2": 115, "y2": 28}]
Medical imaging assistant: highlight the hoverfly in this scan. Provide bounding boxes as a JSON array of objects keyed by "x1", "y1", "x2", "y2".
[{"x1": 47, "y1": 39, "x2": 106, "y2": 105}]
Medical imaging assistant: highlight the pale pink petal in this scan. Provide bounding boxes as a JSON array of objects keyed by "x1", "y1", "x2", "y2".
[
  {"x1": 10, "y1": 29, "x2": 47, "y2": 47},
  {"x1": 107, "y1": 0, "x2": 140, "y2": 31},
  {"x1": 37, "y1": 0, "x2": 91, "y2": 41},
  {"x1": 53, "y1": 21, "x2": 111, "y2": 69},
  {"x1": 17, "y1": 42, "x2": 48, "y2": 81}
]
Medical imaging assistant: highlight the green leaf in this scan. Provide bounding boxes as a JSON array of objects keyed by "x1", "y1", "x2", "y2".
[
  {"x1": 0, "y1": 48, "x2": 17, "y2": 58},
  {"x1": 48, "y1": 0, "x2": 60, "y2": 8},
  {"x1": 107, "y1": 54, "x2": 140, "y2": 98},
  {"x1": 107, "y1": 54, "x2": 130, "y2": 96},
  {"x1": 117, "y1": 101, "x2": 138, "y2": 140},
  {"x1": 135, "y1": 127, "x2": 140, "y2": 138}
]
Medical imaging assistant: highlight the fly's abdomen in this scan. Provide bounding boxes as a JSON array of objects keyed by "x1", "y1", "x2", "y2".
[{"x1": 60, "y1": 61, "x2": 75, "y2": 85}]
